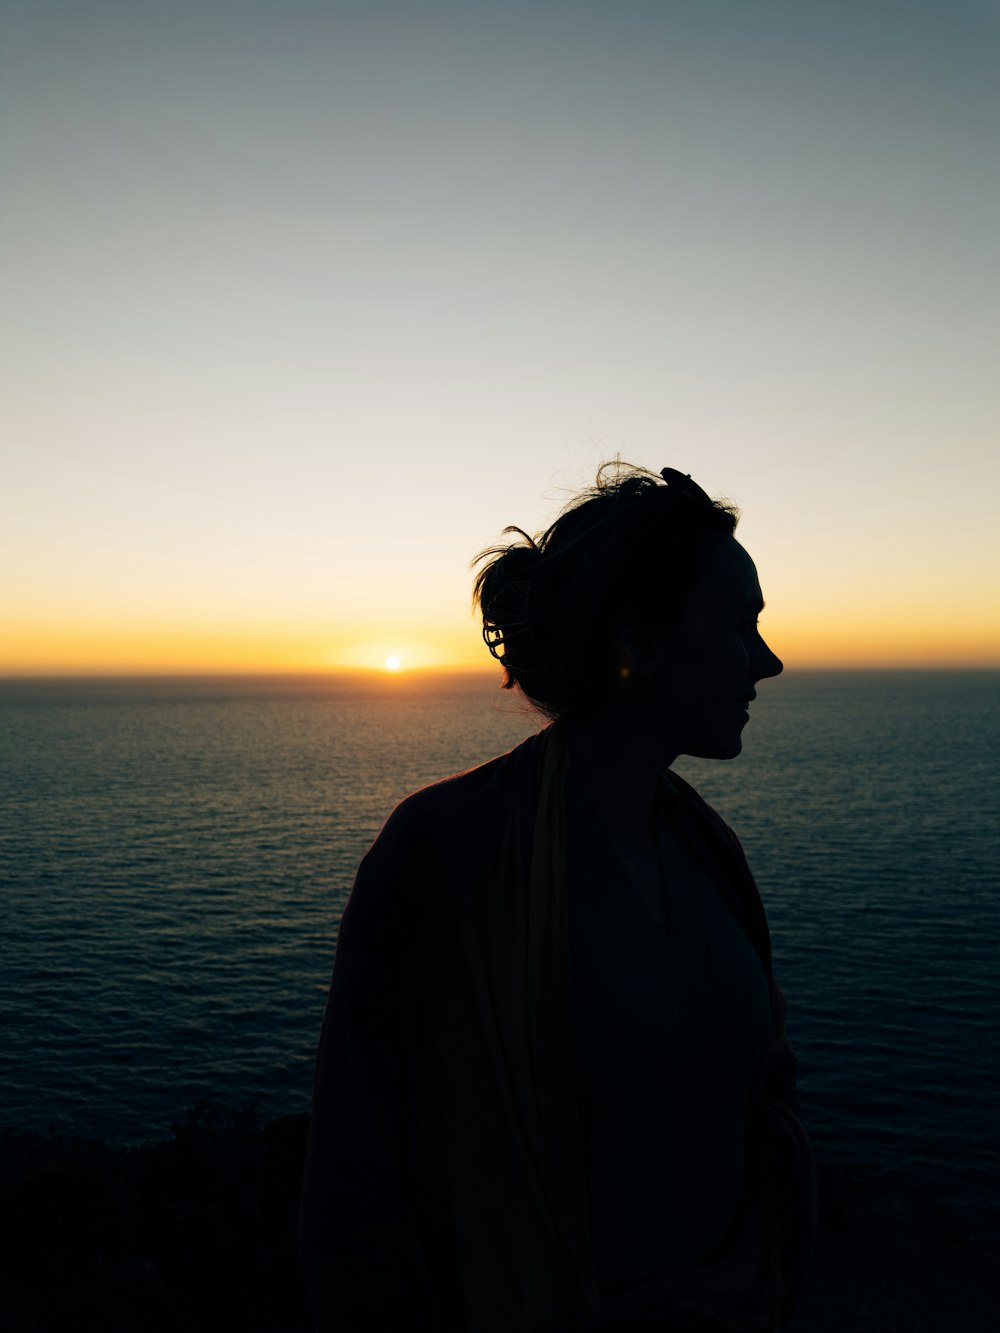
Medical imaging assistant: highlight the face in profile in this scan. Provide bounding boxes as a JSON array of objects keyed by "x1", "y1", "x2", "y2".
[{"x1": 640, "y1": 535, "x2": 783, "y2": 761}]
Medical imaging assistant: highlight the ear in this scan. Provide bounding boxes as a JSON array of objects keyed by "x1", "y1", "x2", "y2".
[{"x1": 611, "y1": 606, "x2": 670, "y2": 682}]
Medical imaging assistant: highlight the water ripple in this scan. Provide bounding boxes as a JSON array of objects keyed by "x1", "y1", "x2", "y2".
[{"x1": 1, "y1": 669, "x2": 998, "y2": 1239}]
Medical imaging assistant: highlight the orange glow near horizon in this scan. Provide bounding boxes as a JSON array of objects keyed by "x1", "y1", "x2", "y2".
[
  {"x1": 1, "y1": 608, "x2": 998, "y2": 675},
  {"x1": 0, "y1": 615, "x2": 488, "y2": 676},
  {"x1": 2, "y1": 559, "x2": 998, "y2": 676}
]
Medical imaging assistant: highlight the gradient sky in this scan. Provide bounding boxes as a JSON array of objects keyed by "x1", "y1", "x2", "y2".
[{"x1": 3, "y1": 0, "x2": 998, "y2": 673}]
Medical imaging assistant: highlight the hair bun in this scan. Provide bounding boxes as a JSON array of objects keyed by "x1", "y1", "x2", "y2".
[{"x1": 477, "y1": 531, "x2": 541, "y2": 669}]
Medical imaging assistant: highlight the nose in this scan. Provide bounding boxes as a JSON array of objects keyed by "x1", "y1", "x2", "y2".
[{"x1": 753, "y1": 634, "x2": 783, "y2": 682}]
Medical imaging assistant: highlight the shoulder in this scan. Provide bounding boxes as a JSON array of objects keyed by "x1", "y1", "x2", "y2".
[
  {"x1": 392, "y1": 725, "x2": 551, "y2": 826},
  {"x1": 364, "y1": 724, "x2": 553, "y2": 867},
  {"x1": 667, "y1": 767, "x2": 753, "y2": 873},
  {"x1": 667, "y1": 768, "x2": 736, "y2": 836}
]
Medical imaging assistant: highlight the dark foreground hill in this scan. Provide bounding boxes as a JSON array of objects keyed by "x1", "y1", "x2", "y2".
[{"x1": 1, "y1": 1104, "x2": 997, "y2": 1331}]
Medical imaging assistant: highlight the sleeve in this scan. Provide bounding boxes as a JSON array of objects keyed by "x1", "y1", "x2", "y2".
[
  {"x1": 297, "y1": 819, "x2": 462, "y2": 1331},
  {"x1": 746, "y1": 982, "x2": 820, "y2": 1327},
  {"x1": 710, "y1": 811, "x2": 819, "y2": 1323},
  {"x1": 738, "y1": 898, "x2": 818, "y2": 1326}
]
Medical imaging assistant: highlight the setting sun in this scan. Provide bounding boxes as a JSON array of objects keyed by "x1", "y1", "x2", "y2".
[{"x1": 385, "y1": 656, "x2": 401, "y2": 672}]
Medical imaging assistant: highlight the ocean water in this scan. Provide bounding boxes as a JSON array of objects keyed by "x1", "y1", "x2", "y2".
[{"x1": 1, "y1": 669, "x2": 998, "y2": 1241}]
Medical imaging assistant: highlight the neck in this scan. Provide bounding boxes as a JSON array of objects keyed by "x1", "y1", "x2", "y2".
[{"x1": 562, "y1": 701, "x2": 679, "y2": 843}]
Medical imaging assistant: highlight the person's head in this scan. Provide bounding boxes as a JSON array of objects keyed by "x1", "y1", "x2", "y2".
[{"x1": 471, "y1": 461, "x2": 782, "y2": 758}]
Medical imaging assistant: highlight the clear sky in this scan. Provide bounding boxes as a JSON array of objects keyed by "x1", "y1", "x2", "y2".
[{"x1": 3, "y1": 0, "x2": 998, "y2": 674}]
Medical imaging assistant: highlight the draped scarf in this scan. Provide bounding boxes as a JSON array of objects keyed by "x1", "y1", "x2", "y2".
[{"x1": 299, "y1": 724, "x2": 817, "y2": 1331}]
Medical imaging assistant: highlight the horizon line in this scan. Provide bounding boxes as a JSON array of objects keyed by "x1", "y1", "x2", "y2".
[{"x1": 2, "y1": 662, "x2": 998, "y2": 681}]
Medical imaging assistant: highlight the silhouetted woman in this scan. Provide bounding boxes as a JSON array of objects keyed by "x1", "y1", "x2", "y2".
[{"x1": 299, "y1": 463, "x2": 817, "y2": 1332}]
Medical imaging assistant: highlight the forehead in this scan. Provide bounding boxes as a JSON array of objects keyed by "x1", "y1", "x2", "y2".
[{"x1": 696, "y1": 536, "x2": 763, "y2": 606}]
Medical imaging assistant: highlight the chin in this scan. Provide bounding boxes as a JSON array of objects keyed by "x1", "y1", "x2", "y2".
[{"x1": 686, "y1": 734, "x2": 744, "y2": 761}]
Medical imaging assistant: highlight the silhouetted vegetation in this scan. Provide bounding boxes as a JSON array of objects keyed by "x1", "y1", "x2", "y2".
[
  {"x1": 1, "y1": 1103, "x2": 996, "y2": 1331},
  {"x1": 0, "y1": 1103, "x2": 309, "y2": 1332}
]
